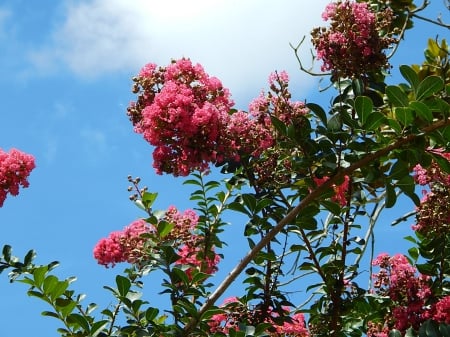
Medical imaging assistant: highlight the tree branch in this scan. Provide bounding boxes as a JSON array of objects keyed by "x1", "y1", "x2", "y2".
[{"x1": 183, "y1": 117, "x2": 450, "y2": 335}]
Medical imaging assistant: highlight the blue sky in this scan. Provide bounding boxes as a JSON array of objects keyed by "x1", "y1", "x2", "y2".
[{"x1": 0, "y1": 1, "x2": 448, "y2": 336}]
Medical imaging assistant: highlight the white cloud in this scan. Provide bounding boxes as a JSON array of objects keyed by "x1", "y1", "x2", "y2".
[{"x1": 30, "y1": 0, "x2": 330, "y2": 106}]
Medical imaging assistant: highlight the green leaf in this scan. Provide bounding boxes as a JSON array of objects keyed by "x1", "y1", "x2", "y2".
[
  {"x1": 241, "y1": 194, "x2": 257, "y2": 213},
  {"x1": 270, "y1": 116, "x2": 287, "y2": 136},
  {"x1": 410, "y1": 101, "x2": 433, "y2": 122},
  {"x1": 141, "y1": 192, "x2": 158, "y2": 209},
  {"x1": 42, "y1": 311, "x2": 60, "y2": 319},
  {"x1": 43, "y1": 275, "x2": 58, "y2": 294},
  {"x1": 364, "y1": 111, "x2": 386, "y2": 131},
  {"x1": 400, "y1": 65, "x2": 419, "y2": 91},
  {"x1": 23, "y1": 249, "x2": 36, "y2": 266},
  {"x1": 354, "y1": 96, "x2": 373, "y2": 126},
  {"x1": 49, "y1": 280, "x2": 69, "y2": 301},
  {"x1": 321, "y1": 200, "x2": 342, "y2": 215},
  {"x1": 68, "y1": 313, "x2": 90, "y2": 332},
  {"x1": 90, "y1": 320, "x2": 109, "y2": 337},
  {"x1": 388, "y1": 160, "x2": 409, "y2": 180},
  {"x1": 416, "y1": 76, "x2": 444, "y2": 101},
  {"x1": 327, "y1": 112, "x2": 342, "y2": 131},
  {"x1": 307, "y1": 102, "x2": 327, "y2": 126},
  {"x1": 386, "y1": 85, "x2": 409, "y2": 107},
  {"x1": 389, "y1": 329, "x2": 402, "y2": 337},
  {"x1": 116, "y1": 275, "x2": 131, "y2": 297},
  {"x1": 394, "y1": 107, "x2": 415, "y2": 126},
  {"x1": 157, "y1": 220, "x2": 174, "y2": 238},
  {"x1": 2, "y1": 245, "x2": 12, "y2": 262},
  {"x1": 145, "y1": 307, "x2": 159, "y2": 321},
  {"x1": 385, "y1": 183, "x2": 397, "y2": 208}
]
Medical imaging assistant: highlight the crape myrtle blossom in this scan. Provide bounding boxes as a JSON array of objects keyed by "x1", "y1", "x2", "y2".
[
  {"x1": 370, "y1": 253, "x2": 450, "y2": 334},
  {"x1": 93, "y1": 206, "x2": 220, "y2": 275},
  {"x1": 412, "y1": 149, "x2": 450, "y2": 235},
  {"x1": 127, "y1": 58, "x2": 234, "y2": 176},
  {"x1": 128, "y1": 59, "x2": 308, "y2": 181},
  {"x1": 0, "y1": 148, "x2": 35, "y2": 207},
  {"x1": 311, "y1": 0, "x2": 395, "y2": 78}
]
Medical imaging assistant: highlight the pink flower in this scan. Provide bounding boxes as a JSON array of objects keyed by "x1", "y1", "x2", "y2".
[
  {"x1": 93, "y1": 219, "x2": 154, "y2": 267},
  {"x1": 433, "y1": 296, "x2": 450, "y2": 324},
  {"x1": 0, "y1": 148, "x2": 35, "y2": 207},
  {"x1": 311, "y1": 0, "x2": 394, "y2": 77}
]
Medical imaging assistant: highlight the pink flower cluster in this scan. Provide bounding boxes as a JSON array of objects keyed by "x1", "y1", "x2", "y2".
[
  {"x1": 0, "y1": 148, "x2": 35, "y2": 207},
  {"x1": 93, "y1": 219, "x2": 154, "y2": 267},
  {"x1": 412, "y1": 149, "x2": 450, "y2": 235},
  {"x1": 208, "y1": 297, "x2": 309, "y2": 336},
  {"x1": 128, "y1": 58, "x2": 234, "y2": 176},
  {"x1": 371, "y1": 253, "x2": 450, "y2": 334},
  {"x1": 93, "y1": 206, "x2": 220, "y2": 276},
  {"x1": 311, "y1": 1, "x2": 394, "y2": 78},
  {"x1": 128, "y1": 59, "x2": 308, "y2": 180}
]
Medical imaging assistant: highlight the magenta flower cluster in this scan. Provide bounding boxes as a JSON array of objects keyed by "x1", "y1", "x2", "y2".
[
  {"x1": 371, "y1": 253, "x2": 450, "y2": 335},
  {"x1": 128, "y1": 58, "x2": 234, "y2": 176},
  {"x1": 412, "y1": 149, "x2": 450, "y2": 235},
  {"x1": 311, "y1": 0, "x2": 394, "y2": 78},
  {"x1": 128, "y1": 59, "x2": 308, "y2": 179},
  {"x1": 0, "y1": 148, "x2": 35, "y2": 207},
  {"x1": 93, "y1": 206, "x2": 220, "y2": 276}
]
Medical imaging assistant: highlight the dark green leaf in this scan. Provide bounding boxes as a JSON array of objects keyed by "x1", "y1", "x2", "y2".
[
  {"x1": 385, "y1": 183, "x2": 397, "y2": 208},
  {"x1": 307, "y1": 103, "x2": 327, "y2": 126},
  {"x1": 364, "y1": 111, "x2": 386, "y2": 131},
  {"x1": 400, "y1": 65, "x2": 419, "y2": 91},
  {"x1": 270, "y1": 116, "x2": 287, "y2": 136},
  {"x1": 410, "y1": 101, "x2": 433, "y2": 122},
  {"x1": 91, "y1": 320, "x2": 109, "y2": 337},
  {"x1": 327, "y1": 113, "x2": 342, "y2": 131},
  {"x1": 395, "y1": 107, "x2": 414, "y2": 126},
  {"x1": 145, "y1": 307, "x2": 159, "y2": 321},
  {"x1": 386, "y1": 85, "x2": 409, "y2": 107},
  {"x1": 68, "y1": 313, "x2": 90, "y2": 332},
  {"x1": 116, "y1": 275, "x2": 131, "y2": 297},
  {"x1": 2, "y1": 245, "x2": 12, "y2": 262},
  {"x1": 42, "y1": 311, "x2": 60, "y2": 319},
  {"x1": 354, "y1": 96, "x2": 373, "y2": 126},
  {"x1": 388, "y1": 160, "x2": 409, "y2": 180},
  {"x1": 416, "y1": 76, "x2": 444, "y2": 101},
  {"x1": 389, "y1": 329, "x2": 402, "y2": 337}
]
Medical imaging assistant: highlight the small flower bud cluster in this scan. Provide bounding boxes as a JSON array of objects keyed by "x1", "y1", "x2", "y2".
[
  {"x1": 311, "y1": 0, "x2": 395, "y2": 79},
  {"x1": 0, "y1": 148, "x2": 36, "y2": 207}
]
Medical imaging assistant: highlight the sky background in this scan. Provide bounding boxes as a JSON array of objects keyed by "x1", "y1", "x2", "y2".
[{"x1": 0, "y1": 1, "x2": 448, "y2": 336}]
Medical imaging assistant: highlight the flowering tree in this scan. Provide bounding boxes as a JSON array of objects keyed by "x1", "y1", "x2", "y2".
[{"x1": 1, "y1": 0, "x2": 450, "y2": 336}]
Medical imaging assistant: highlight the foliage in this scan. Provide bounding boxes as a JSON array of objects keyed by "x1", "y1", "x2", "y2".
[{"x1": 1, "y1": 1, "x2": 450, "y2": 336}]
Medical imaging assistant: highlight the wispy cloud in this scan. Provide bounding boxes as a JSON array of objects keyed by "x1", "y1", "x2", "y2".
[{"x1": 28, "y1": 0, "x2": 329, "y2": 105}]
